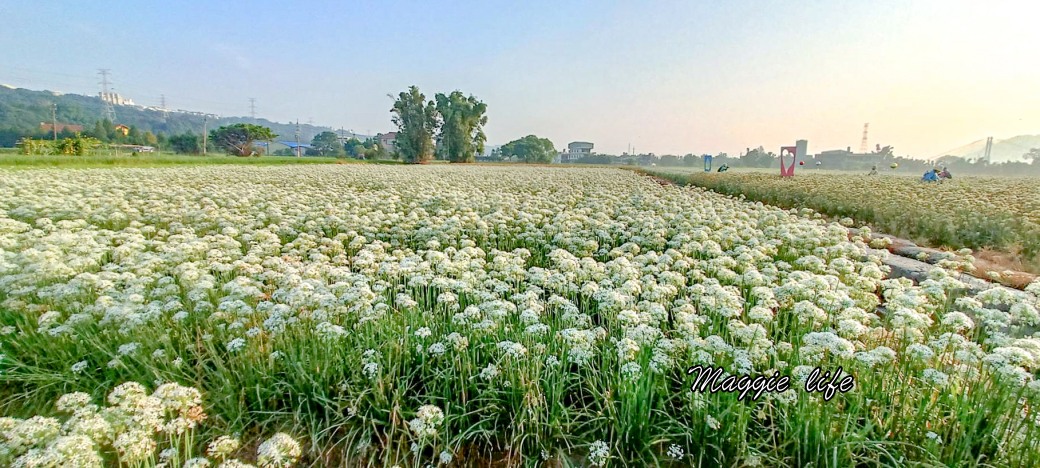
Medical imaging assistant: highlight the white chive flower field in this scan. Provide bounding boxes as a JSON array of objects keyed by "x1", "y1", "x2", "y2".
[{"x1": 1, "y1": 165, "x2": 1039, "y2": 466}]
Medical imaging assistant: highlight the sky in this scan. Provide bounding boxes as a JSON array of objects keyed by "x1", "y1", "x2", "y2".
[{"x1": 1, "y1": 0, "x2": 1038, "y2": 158}]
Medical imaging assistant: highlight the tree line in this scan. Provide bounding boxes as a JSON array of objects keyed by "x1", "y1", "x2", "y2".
[
  {"x1": 3, "y1": 83, "x2": 568, "y2": 164},
  {"x1": 556, "y1": 145, "x2": 1040, "y2": 177}
]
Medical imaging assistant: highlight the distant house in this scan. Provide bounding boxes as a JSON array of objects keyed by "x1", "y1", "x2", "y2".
[
  {"x1": 39, "y1": 122, "x2": 84, "y2": 134},
  {"x1": 114, "y1": 124, "x2": 130, "y2": 136},
  {"x1": 377, "y1": 132, "x2": 397, "y2": 153},
  {"x1": 560, "y1": 141, "x2": 594, "y2": 163}
]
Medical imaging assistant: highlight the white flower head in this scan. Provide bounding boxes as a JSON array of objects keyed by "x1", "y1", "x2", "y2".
[
  {"x1": 588, "y1": 440, "x2": 610, "y2": 466},
  {"x1": 256, "y1": 432, "x2": 301, "y2": 468}
]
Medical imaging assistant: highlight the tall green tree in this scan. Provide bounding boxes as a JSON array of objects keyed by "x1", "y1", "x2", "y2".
[
  {"x1": 390, "y1": 86, "x2": 439, "y2": 164},
  {"x1": 209, "y1": 123, "x2": 276, "y2": 156},
  {"x1": 499, "y1": 135, "x2": 557, "y2": 163},
  {"x1": 169, "y1": 132, "x2": 202, "y2": 154},
  {"x1": 310, "y1": 131, "x2": 344, "y2": 157},
  {"x1": 89, "y1": 121, "x2": 107, "y2": 142},
  {"x1": 127, "y1": 126, "x2": 142, "y2": 144},
  {"x1": 434, "y1": 91, "x2": 487, "y2": 163}
]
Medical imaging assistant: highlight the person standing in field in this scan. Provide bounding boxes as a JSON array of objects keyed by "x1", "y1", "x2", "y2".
[{"x1": 868, "y1": 164, "x2": 878, "y2": 176}]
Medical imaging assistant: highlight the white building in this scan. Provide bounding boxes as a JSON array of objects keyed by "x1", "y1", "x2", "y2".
[
  {"x1": 99, "y1": 92, "x2": 135, "y2": 106},
  {"x1": 560, "y1": 141, "x2": 594, "y2": 163},
  {"x1": 377, "y1": 132, "x2": 397, "y2": 153}
]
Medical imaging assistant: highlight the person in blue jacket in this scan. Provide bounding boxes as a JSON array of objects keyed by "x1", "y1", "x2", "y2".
[{"x1": 922, "y1": 169, "x2": 939, "y2": 182}]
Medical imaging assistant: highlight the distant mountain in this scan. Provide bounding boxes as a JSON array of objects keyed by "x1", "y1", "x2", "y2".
[
  {"x1": 0, "y1": 86, "x2": 370, "y2": 146},
  {"x1": 935, "y1": 135, "x2": 1040, "y2": 163}
]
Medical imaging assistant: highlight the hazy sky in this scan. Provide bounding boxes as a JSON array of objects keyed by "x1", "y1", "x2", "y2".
[{"x1": 2, "y1": 1, "x2": 1038, "y2": 157}]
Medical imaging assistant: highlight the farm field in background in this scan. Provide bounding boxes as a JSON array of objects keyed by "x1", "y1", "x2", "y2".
[
  {"x1": 2, "y1": 165, "x2": 1040, "y2": 466},
  {"x1": 649, "y1": 168, "x2": 1040, "y2": 275},
  {"x1": 0, "y1": 152, "x2": 393, "y2": 169}
]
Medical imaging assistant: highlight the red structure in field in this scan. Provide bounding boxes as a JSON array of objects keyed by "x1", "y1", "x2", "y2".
[
  {"x1": 779, "y1": 140, "x2": 808, "y2": 177},
  {"x1": 779, "y1": 146, "x2": 797, "y2": 177}
]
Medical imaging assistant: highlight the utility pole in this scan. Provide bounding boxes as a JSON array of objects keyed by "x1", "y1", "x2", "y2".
[
  {"x1": 51, "y1": 103, "x2": 58, "y2": 141},
  {"x1": 249, "y1": 98, "x2": 256, "y2": 122},
  {"x1": 295, "y1": 119, "x2": 301, "y2": 158},
  {"x1": 202, "y1": 116, "x2": 208, "y2": 155}
]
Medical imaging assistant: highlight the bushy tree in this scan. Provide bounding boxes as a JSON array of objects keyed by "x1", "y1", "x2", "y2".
[
  {"x1": 16, "y1": 138, "x2": 50, "y2": 155},
  {"x1": 54, "y1": 135, "x2": 101, "y2": 156},
  {"x1": 1025, "y1": 147, "x2": 1040, "y2": 164},
  {"x1": 659, "y1": 155, "x2": 681, "y2": 166},
  {"x1": 390, "y1": 86, "x2": 439, "y2": 164},
  {"x1": 499, "y1": 135, "x2": 556, "y2": 164},
  {"x1": 363, "y1": 138, "x2": 389, "y2": 160},
  {"x1": 343, "y1": 138, "x2": 366, "y2": 158},
  {"x1": 127, "y1": 126, "x2": 141, "y2": 144},
  {"x1": 88, "y1": 120, "x2": 111, "y2": 143},
  {"x1": 485, "y1": 147, "x2": 505, "y2": 162},
  {"x1": 740, "y1": 147, "x2": 775, "y2": 168},
  {"x1": 434, "y1": 91, "x2": 487, "y2": 163},
  {"x1": 209, "y1": 123, "x2": 276, "y2": 156},
  {"x1": 0, "y1": 128, "x2": 22, "y2": 147},
  {"x1": 310, "y1": 131, "x2": 344, "y2": 157},
  {"x1": 169, "y1": 132, "x2": 202, "y2": 154}
]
